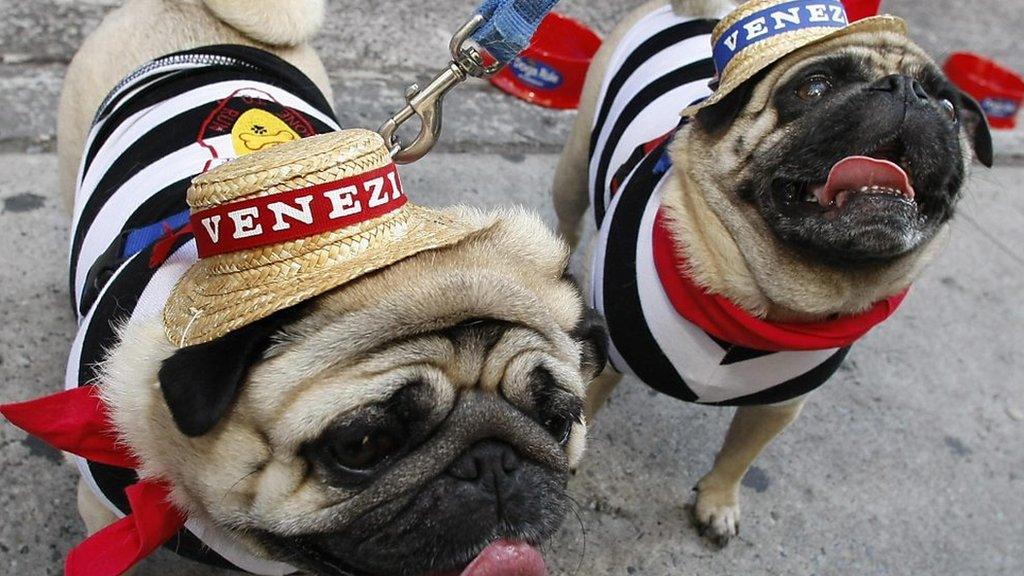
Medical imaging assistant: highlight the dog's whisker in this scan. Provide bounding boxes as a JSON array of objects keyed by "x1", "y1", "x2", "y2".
[
  {"x1": 219, "y1": 469, "x2": 259, "y2": 506},
  {"x1": 564, "y1": 494, "x2": 589, "y2": 576}
]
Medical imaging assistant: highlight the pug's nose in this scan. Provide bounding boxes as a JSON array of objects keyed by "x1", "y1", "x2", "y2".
[
  {"x1": 447, "y1": 440, "x2": 521, "y2": 491},
  {"x1": 870, "y1": 74, "x2": 930, "y2": 102}
]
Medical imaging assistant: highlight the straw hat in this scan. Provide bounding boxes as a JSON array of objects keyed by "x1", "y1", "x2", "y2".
[
  {"x1": 681, "y1": 0, "x2": 907, "y2": 116},
  {"x1": 164, "y1": 128, "x2": 486, "y2": 347}
]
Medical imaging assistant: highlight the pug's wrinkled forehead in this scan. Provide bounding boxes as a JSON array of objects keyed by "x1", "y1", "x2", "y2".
[
  {"x1": 745, "y1": 31, "x2": 940, "y2": 114},
  {"x1": 255, "y1": 268, "x2": 590, "y2": 460}
]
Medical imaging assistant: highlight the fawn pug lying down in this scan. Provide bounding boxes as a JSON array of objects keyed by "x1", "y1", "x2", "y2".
[{"x1": 16, "y1": 1, "x2": 609, "y2": 574}]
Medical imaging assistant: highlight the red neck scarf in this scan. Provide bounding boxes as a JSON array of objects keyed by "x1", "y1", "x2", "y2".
[
  {"x1": 652, "y1": 210, "x2": 907, "y2": 351},
  {"x1": 1, "y1": 387, "x2": 186, "y2": 576}
]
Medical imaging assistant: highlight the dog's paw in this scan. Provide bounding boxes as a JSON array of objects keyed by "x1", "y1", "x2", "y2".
[{"x1": 692, "y1": 475, "x2": 741, "y2": 547}]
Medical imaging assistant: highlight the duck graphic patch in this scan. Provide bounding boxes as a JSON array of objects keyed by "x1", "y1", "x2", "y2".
[
  {"x1": 199, "y1": 87, "x2": 318, "y2": 169},
  {"x1": 232, "y1": 108, "x2": 300, "y2": 153}
]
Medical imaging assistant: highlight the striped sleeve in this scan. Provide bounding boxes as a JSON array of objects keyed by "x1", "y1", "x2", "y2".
[
  {"x1": 64, "y1": 44, "x2": 336, "y2": 575},
  {"x1": 587, "y1": 6, "x2": 718, "y2": 226}
]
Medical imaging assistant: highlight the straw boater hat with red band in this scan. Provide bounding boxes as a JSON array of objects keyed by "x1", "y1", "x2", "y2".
[
  {"x1": 681, "y1": 0, "x2": 907, "y2": 116},
  {"x1": 163, "y1": 128, "x2": 485, "y2": 348}
]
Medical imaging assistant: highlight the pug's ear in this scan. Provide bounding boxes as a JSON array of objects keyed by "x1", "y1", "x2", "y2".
[
  {"x1": 693, "y1": 72, "x2": 764, "y2": 134},
  {"x1": 571, "y1": 308, "x2": 608, "y2": 381},
  {"x1": 957, "y1": 90, "x2": 994, "y2": 168},
  {"x1": 158, "y1": 305, "x2": 305, "y2": 437}
]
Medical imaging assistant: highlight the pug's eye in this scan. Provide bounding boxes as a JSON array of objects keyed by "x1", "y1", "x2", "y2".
[
  {"x1": 543, "y1": 415, "x2": 573, "y2": 445},
  {"x1": 330, "y1": 429, "x2": 401, "y2": 471},
  {"x1": 796, "y1": 75, "x2": 832, "y2": 101},
  {"x1": 939, "y1": 98, "x2": 957, "y2": 122}
]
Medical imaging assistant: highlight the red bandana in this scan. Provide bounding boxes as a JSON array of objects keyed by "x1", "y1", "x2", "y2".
[
  {"x1": 651, "y1": 210, "x2": 907, "y2": 351},
  {"x1": 1, "y1": 387, "x2": 186, "y2": 576}
]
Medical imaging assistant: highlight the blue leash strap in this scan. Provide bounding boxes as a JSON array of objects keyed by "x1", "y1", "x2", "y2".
[
  {"x1": 380, "y1": 0, "x2": 559, "y2": 163},
  {"x1": 472, "y1": 0, "x2": 560, "y2": 64}
]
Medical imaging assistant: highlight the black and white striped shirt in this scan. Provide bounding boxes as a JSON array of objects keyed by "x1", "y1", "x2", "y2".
[
  {"x1": 65, "y1": 45, "x2": 338, "y2": 573},
  {"x1": 589, "y1": 5, "x2": 850, "y2": 406}
]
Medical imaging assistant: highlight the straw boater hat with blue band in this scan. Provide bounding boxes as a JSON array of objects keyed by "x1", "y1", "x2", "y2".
[
  {"x1": 681, "y1": 0, "x2": 907, "y2": 116},
  {"x1": 163, "y1": 128, "x2": 487, "y2": 348}
]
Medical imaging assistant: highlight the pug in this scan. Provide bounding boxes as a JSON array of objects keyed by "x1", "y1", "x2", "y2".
[
  {"x1": 38, "y1": 0, "x2": 607, "y2": 574},
  {"x1": 87, "y1": 206, "x2": 605, "y2": 576},
  {"x1": 552, "y1": 0, "x2": 992, "y2": 546}
]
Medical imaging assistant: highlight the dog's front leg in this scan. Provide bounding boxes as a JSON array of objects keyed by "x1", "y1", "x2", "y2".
[
  {"x1": 77, "y1": 478, "x2": 142, "y2": 574},
  {"x1": 77, "y1": 478, "x2": 120, "y2": 536},
  {"x1": 693, "y1": 396, "x2": 807, "y2": 546},
  {"x1": 552, "y1": 118, "x2": 595, "y2": 248},
  {"x1": 583, "y1": 366, "x2": 624, "y2": 422}
]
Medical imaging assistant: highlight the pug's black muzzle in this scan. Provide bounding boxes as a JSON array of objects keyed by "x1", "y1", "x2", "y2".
[
  {"x1": 754, "y1": 73, "x2": 967, "y2": 264},
  {"x1": 257, "y1": 392, "x2": 571, "y2": 576}
]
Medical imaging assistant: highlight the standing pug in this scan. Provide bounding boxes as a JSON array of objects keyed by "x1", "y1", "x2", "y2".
[
  {"x1": 553, "y1": 0, "x2": 992, "y2": 546},
  {"x1": 2, "y1": 1, "x2": 606, "y2": 575}
]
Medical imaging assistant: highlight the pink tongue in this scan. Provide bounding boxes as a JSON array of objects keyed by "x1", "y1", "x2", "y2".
[
  {"x1": 812, "y1": 156, "x2": 915, "y2": 207},
  {"x1": 459, "y1": 541, "x2": 547, "y2": 576}
]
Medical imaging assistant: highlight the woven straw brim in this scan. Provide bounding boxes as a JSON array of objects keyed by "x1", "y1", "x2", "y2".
[
  {"x1": 162, "y1": 128, "x2": 488, "y2": 347},
  {"x1": 164, "y1": 203, "x2": 482, "y2": 347},
  {"x1": 186, "y1": 129, "x2": 387, "y2": 211},
  {"x1": 681, "y1": 15, "x2": 907, "y2": 117}
]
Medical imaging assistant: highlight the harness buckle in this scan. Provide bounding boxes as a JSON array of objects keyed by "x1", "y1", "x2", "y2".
[{"x1": 379, "y1": 15, "x2": 504, "y2": 164}]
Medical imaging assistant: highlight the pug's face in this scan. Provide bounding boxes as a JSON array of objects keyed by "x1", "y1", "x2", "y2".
[
  {"x1": 109, "y1": 213, "x2": 606, "y2": 576},
  {"x1": 693, "y1": 31, "x2": 993, "y2": 265},
  {"x1": 243, "y1": 311, "x2": 594, "y2": 576}
]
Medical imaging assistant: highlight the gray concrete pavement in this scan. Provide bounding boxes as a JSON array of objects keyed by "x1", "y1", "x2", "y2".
[
  {"x1": 2, "y1": 154, "x2": 1023, "y2": 575},
  {"x1": 2, "y1": 0, "x2": 1024, "y2": 158},
  {"x1": 2, "y1": 0, "x2": 1024, "y2": 575}
]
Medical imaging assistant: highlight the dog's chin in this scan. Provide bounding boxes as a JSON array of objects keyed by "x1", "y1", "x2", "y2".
[
  {"x1": 261, "y1": 534, "x2": 551, "y2": 576},
  {"x1": 760, "y1": 150, "x2": 949, "y2": 265},
  {"x1": 253, "y1": 456, "x2": 566, "y2": 576},
  {"x1": 766, "y1": 180, "x2": 931, "y2": 263}
]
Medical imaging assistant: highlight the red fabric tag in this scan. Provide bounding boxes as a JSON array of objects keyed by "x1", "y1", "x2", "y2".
[
  {"x1": 65, "y1": 480, "x2": 187, "y2": 576},
  {"x1": 651, "y1": 210, "x2": 907, "y2": 351},
  {"x1": 642, "y1": 131, "x2": 673, "y2": 155},
  {"x1": 148, "y1": 222, "x2": 194, "y2": 270},
  {"x1": 0, "y1": 386, "x2": 136, "y2": 469},
  {"x1": 190, "y1": 162, "x2": 407, "y2": 258}
]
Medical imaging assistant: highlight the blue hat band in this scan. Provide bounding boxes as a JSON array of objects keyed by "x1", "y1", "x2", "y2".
[{"x1": 712, "y1": 0, "x2": 849, "y2": 78}]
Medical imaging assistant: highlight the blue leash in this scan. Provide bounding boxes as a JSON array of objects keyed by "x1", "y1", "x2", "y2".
[
  {"x1": 113, "y1": 0, "x2": 561, "y2": 266},
  {"x1": 472, "y1": 0, "x2": 560, "y2": 65},
  {"x1": 380, "y1": 0, "x2": 561, "y2": 163}
]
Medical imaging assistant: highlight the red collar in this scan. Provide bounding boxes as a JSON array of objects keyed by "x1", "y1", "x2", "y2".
[
  {"x1": 652, "y1": 210, "x2": 907, "y2": 351},
  {"x1": 1, "y1": 387, "x2": 186, "y2": 576}
]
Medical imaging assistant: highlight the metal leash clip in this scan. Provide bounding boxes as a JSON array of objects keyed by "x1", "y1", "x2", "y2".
[{"x1": 379, "y1": 15, "x2": 504, "y2": 164}]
